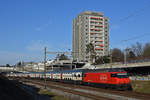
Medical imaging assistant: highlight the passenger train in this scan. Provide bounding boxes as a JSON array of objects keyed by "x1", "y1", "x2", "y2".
[{"x1": 7, "y1": 69, "x2": 132, "y2": 90}]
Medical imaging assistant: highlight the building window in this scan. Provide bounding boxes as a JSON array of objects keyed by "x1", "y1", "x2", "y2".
[
  {"x1": 99, "y1": 22, "x2": 103, "y2": 24},
  {"x1": 86, "y1": 36, "x2": 88, "y2": 40}
]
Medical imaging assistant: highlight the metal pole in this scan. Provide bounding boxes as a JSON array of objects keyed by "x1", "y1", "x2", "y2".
[
  {"x1": 38, "y1": 65, "x2": 39, "y2": 72},
  {"x1": 52, "y1": 64, "x2": 53, "y2": 71},
  {"x1": 71, "y1": 58, "x2": 72, "y2": 69},
  {"x1": 110, "y1": 49, "x2": 112, "y2": 68},
  {"x1": 44, "y1": 47, "x2": 47, "y2": 89},
  {"x1": 75, "y1": 64, "x2": 76, "y2": 69},
  {"x1": 124, "y1": 49, "x2": 127, "y2": 66}
]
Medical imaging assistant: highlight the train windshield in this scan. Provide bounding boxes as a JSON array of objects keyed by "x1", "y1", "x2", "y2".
[{"x1": 117, "y1": 73, "x2": 128, "y2": 78}]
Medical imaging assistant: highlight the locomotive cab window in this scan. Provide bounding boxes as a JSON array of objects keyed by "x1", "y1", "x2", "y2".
[
  {"x1": 117, "y1": 73, "x2": 128, "y2": 78},
  {"x1": 111, "y1": 74, "x2": 117, "y2": 77}
]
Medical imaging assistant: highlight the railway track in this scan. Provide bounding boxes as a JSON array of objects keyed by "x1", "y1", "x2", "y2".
[
  {"x1": 21, "y1": 79, "x2": 112, "y2": 100},
  {"x1": 17, "y1": 78, "x2": 150, "y2": 100}
]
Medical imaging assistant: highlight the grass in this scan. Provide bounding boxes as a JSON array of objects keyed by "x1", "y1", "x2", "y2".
[
  {"x1": 38, "y1": 89, "x2": 69, "y2": 100},
  {"x1": 38, "y1": 81, "x2": 150, "y2": 99},
  {"x1": 131, "y1": 80, "x2": 150, "y2": 94}
]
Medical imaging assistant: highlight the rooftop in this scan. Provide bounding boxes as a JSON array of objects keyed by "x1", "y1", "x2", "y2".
[{"x1": 78, "y1": 11, "x2": 104, "y2": 16}]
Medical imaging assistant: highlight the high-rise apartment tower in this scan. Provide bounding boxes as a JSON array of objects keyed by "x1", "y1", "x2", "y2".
[{"x1": 73, "y1": 11, "x2": 109, "y2": 62}]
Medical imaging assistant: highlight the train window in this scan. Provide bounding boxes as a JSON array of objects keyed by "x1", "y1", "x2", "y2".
[
  {"x1": 117, "y1": 75, "x2": 128, "y2": 78},
  {"x1": 78, "y1": 74, "x2": 80, "y2": 77},
  {"x1": 111, "y1": 74, "x2": 117, "y2": 77}
]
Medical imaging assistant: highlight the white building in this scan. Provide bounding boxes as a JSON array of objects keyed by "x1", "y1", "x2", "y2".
[{"x1": 73, "y1": 11, "x2": 109, "y2": 62}]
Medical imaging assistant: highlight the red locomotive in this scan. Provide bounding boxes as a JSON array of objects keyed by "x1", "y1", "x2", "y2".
[{"x1": 83, "y1": 69, "x2": 132, "y2": 90}]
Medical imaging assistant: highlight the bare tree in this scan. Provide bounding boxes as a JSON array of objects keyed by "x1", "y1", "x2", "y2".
[
  {"x1": 130, "y1": 42, "x2": 143, "y2": 59},
  {"x1": 86, "y1": 43, "x2": 96, "y2": 63},
  {"x1": 129, "y1": 51, "x2": 136, "y2": 59},
  {"x1": 125, "y1": 47, "x2": 136, "y2": 61},
  {"x1": 6, "y1": 64, "x2": 10, "y2": 67},
  {"x1": 136, "y1": 42, "x2": 143, "y2": 57},
  {"x1": 56, "y1": 54, "x2": 69, "y2": 60},
  {"x1": 111, "y1": 48, "x2": 124, "y2": 62},
  {"x1": 95, "y1": 56, "x2": 110, "y2": 64},
  {"x1": 143, "y1": 42, "x2": 150, "y2": 59}
]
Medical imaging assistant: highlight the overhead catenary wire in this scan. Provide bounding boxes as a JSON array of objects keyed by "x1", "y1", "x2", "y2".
[
  {"x1": 121, "y1": 33, "x2": 150, "y2": 43},
  {"x1": 111, "y1": 33, "x2": 150, "y2": 49},
  {"x1": 110, "y1": 1, "x2": 150, "y2": 48},
  {"x1": 111, "y1": 1, "x2": 150, "y2": 27},
  {"x1": 118, "y1": 2, "x2": 150, "y2": 23}
]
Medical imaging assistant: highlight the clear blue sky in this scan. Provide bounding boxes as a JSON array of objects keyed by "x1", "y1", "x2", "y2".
[{"x1": 0, "y1": 0, "x2": 150, "y2": 65}]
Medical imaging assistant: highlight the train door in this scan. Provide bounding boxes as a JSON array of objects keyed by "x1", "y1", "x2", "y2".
[{"x1": 60, "y1": 73, "x2": 63, "y2": 82}]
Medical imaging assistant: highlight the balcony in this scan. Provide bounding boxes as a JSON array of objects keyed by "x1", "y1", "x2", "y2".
[
  {"x1": 90, "y1": 28, "x2": 102, "y2": 32},
  {"x1": 90, "y1": 17, "x2": 103, "y2": 20},
  {"x1": 100, "y1": 44, "x2": 104, "y2": 47},
  {"x1": 90, "y1": 32, "x2": 95, "y2": 35},
  {"x1": 95, "y1": 40, "x2": 103, "y2": 42},
  {"x1": 95, "y1": 44, "x2": 104, "y2": 47},
  {"x1": 95, "y1": 25, "x2": 103, "y2": 28},
  {"x1": 95, "y1": 48, "x2": 104, "y2": 51},
  {"x1": 90, "y1": 21, "x2": 103, "y2": 25},
  {"x1": 94, "y1": 34, "x2": 104, "y2": 38}
]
